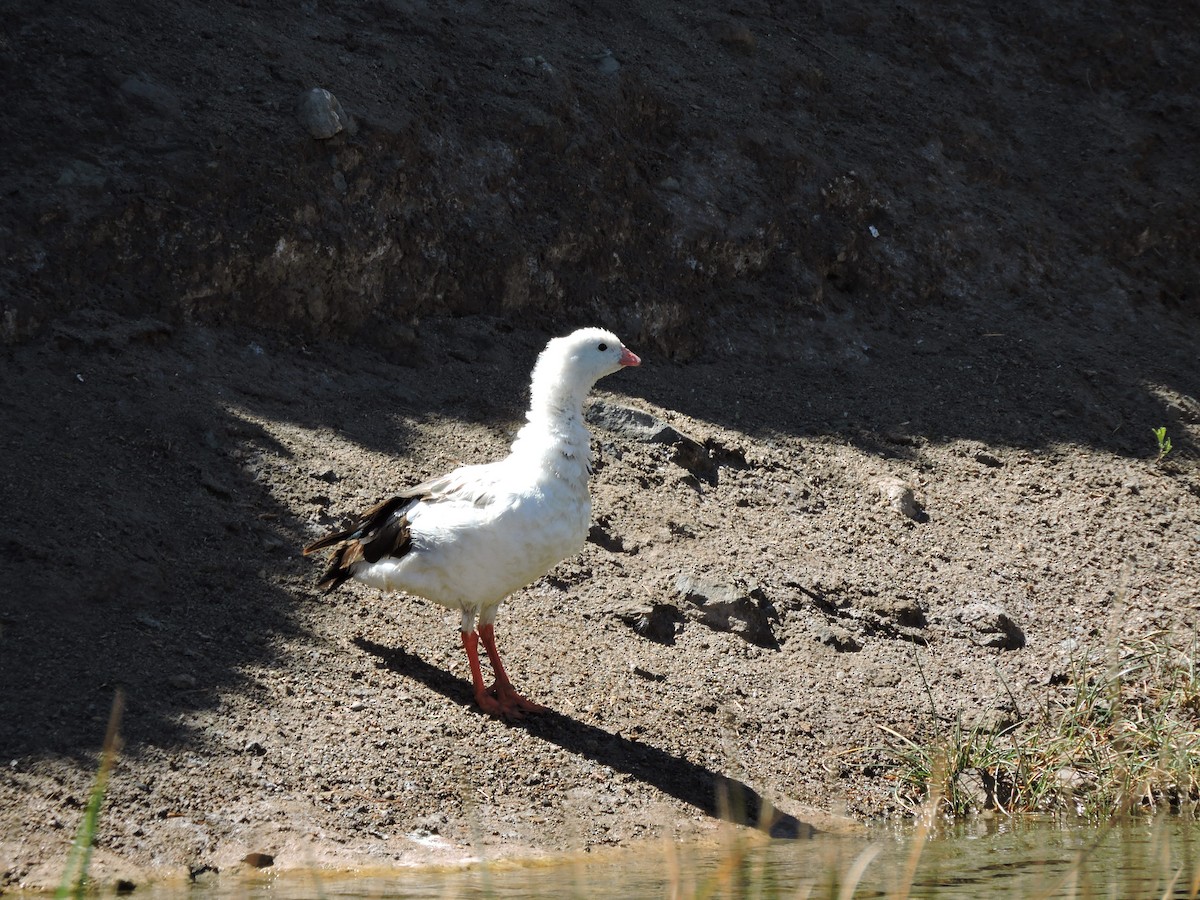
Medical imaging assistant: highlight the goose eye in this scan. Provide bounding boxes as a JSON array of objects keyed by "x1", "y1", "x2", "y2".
[{"x1": 598, "y1": 342, "x2": 608, "y2": 351}]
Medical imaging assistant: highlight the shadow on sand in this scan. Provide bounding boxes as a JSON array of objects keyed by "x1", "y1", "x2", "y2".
[{"x1": 352, "y1": 636, "x2": 812, "y2": 840}]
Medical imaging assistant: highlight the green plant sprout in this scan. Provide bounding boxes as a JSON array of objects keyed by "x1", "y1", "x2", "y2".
[
  {"x1": 1152, "y1": 427, "x2": 1173, "y2": 461},
  {"x1": 57, "y1": 690, "x2": 123, "y2": 900}
]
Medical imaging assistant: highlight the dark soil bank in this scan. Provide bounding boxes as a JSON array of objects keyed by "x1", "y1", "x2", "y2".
[{"x1": 2, "y1": 0, "x2": 1198, "y2": 891}]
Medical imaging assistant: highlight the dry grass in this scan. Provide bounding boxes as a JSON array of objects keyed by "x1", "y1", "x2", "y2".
[{"x1": 875, "y1": 630, "x2": 1200, "y2": 820}]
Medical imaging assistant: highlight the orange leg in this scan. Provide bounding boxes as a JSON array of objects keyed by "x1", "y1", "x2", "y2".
[
  {"x1": 460, "y1": 630, "x2": 507, "y2": 718},
  {"x1": 478, "y1": 623, "x2": 547, "y2": 718}
]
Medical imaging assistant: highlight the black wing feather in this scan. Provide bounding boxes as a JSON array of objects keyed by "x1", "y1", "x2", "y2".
[{"x1": 303, "y1": 495, "x2": 419, "y2": 593}]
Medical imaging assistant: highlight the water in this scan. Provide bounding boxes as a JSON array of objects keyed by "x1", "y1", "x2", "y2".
[{"x1": 82, "y1": 817, "x2": 1200, "y2": 898}]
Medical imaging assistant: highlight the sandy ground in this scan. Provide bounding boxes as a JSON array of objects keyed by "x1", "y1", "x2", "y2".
[
  {"x1": 2, "y1": 0, "x2": 1199, "y2": 892},
  {"x1": 1, "y1": 304, "x2": 1197, "y2": 890}
]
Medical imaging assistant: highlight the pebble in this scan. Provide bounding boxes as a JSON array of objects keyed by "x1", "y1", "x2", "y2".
[
  {"x1": 1055, "y1": 767, "x2": 1089, "y2": 791},
  {"x1": 954, "y1": 769, "x2": 994, "y2": 811},
  {"x1": 595, "y1": 49, "x2": 620, "y2": 75},
  {"x1": 815, "y1": 625, "x2": 861, "y2": 653},
  {"x1": 874, "y1": 477, "x2": 925, "y2": 521},
  {"x1": 521, "y1": 55, "x2": 554, "y2": 74},
  {"x1": 675, "y1": 574, "x2": 778, "y2": 647},
  {"x1": 297, "y1": 88, "x2": 349, "y2": 139},
  {"x1": 955, "y1": 601, "x2": 1025, "y2": 650},
  {"x1": 119, "y1": 76, "x2": 182, "y2": 118}
]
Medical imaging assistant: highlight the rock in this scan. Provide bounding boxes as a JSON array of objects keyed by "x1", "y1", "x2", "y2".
[
  {"x1": 585, "y1": 400, "x2": 726, "y2": 482},
  {"x1": 119, "y1": 76, "x2": 182, "y2": 118},
  {"x1": 974, "y1": 450, "x2": 1003, "y2": 468},
  {"x1": 858, "y1": 593, "x2": 927, "y2": 630},
  {"x1": 874, "y1": 477, "x2": 926, "y2": 521},
  {"x1": 595, "y1": 49, "x2": 620, "y2": 75},
  {"x1": 815, "y1": 625, "x2": 861, "y2": 652},
  {"x1": 669, "y1": 436, "x2": 720, "y2": 483},
  {"x1": 243, "y1": 738, "x2": 266, "y2": 755},
  {"x1": 955, "y1": 601, "x2": 1025, "y2": 650},
  {"x1": 297, "y1": 88, "x2": 349, "y2": 139},
  {"x1": 954, "y1": 768, "x2": 994, "y2": 811},
  {"x1": 674, "y1": 574, "x2": 778, "y2": 647},
  {"x1": 521, "y1": 55, "x2": 555, "y2": 75},
  {"x1": 609, "y1": 602, "x2": 683, "y2": 644},
  {"x1": 586, "y1": 400, "x2": 680, "y2": 444},
  {"x1": 135, "y1": 613, "x2": 166, "y2": 631},
  {"x1": 56, "y1": 160, "x2": 108, "y2": 189},
  {"x1": 168, "y1": 673, "x2": 197, "y2": 690},
  {"x1": 1055, "y1": 767, "x2": 1091, "y2": 792},
  {"x1": 413, "y1": 813, "x2": 446, "y2": 836}
]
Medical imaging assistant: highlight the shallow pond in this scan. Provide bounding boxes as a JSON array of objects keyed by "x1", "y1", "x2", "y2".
[{"x1": 80, "y1": 816, "x2": 1200, "y2": 898}]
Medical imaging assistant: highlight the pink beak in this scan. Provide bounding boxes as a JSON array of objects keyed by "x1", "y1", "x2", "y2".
[{"x1": 619, "y1": 346, "x2": 641, "y2": 367}]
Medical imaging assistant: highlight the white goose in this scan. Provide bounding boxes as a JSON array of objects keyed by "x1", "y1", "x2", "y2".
[{"x1": 304, "y1": 328, "x2": 641, "y2": 718}]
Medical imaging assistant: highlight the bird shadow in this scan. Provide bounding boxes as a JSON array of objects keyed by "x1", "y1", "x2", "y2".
[{"x1": 352, "y1": 637, "x2": 812, "y2": 839}]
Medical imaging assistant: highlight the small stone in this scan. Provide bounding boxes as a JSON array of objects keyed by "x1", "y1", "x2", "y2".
[
  {"x1": 168, "y1": 673, "x2": 197, "y2": 690},
  {"x1": 858, "y1": 593, "x2": 927, "y2": 630},
  {"x1": 815, "y1": 625, "x2": 861, "y2": 653},
  {"x1": 119, "y1": 77, "x2": 182, "y2": 118},
  {"x1": 874, "y1": 477, "x2": 925, "y2": 521},
  {"x1": 670, "y1": 437, "x2": 720, "y2": 484},
  {"x1": 974, "y1": 451, "x2": 1003, "y2": 468},
  {"x1": 136, "y1": 613, "x2": 166, "y2": 631},
  {"x1": 297, "y1": 88, "x2": 348, "y2": 139},
  {"x1": 954, "y1": 768, "x2": 996, "y2": 811},
  {"x1": 675, "y1": 574, "x2": 778, "y2": 647},
  {"x1": 1056, "y1": 767, "x2": 1090, "y2": 792},
  {"x1": 955, "y1": 602, "x2": 1025, "y2": 650},
  {"x1": 57, "y1": 161, "x2": 108, "y2": 189},
  {"x1": 521, "y1": 55, "x2": 554, "y2": 75},
  {"x1": 609, "y1": 602, "x2": 683, "y2": 644},
  {"x1": 595, "y1": 50, "x2": 620, "y2": 75}
]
